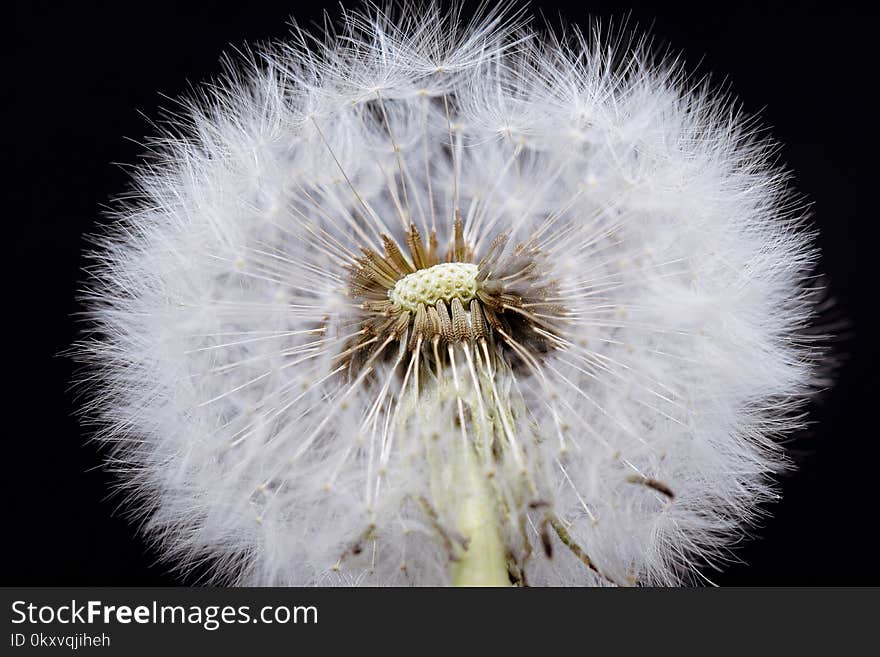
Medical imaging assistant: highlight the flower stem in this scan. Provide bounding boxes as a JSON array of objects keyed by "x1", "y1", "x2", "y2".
[{"x1": 450, "y1": 451, "x2": 510, "y2": 587}]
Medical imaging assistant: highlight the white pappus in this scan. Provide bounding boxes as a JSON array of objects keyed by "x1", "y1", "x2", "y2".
[{"x1": 76, "y1": 2, "x2": 826, "y2": 586}]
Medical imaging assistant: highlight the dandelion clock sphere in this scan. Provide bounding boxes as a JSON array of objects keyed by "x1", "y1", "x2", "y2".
[{"x1": 77, "y1": 3, "x2": 825, "y2": 586}]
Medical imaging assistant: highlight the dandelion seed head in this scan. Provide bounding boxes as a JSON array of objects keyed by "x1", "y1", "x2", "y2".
[{"x1": 75, "y1": 2, "x2": 827, "y2": 586}]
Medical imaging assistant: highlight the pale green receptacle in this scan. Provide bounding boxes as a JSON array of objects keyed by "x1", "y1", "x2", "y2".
[{"x1": 389, "y1": 262, "x2": 479, "y2": 312}]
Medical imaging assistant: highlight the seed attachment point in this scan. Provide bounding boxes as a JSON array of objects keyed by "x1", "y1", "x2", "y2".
[{"x1": 389, "y1": 262, "x2": 479, "y2": 312}]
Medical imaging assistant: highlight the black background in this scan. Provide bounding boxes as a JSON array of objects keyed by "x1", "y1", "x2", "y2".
[{"x1": 7, "y1": 1, "x2": 875, "y2": 586}]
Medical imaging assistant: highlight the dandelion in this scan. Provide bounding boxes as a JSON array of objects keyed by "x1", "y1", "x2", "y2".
[{"x1": 77, "y1": 3, "x2": 825, "y2": 586}]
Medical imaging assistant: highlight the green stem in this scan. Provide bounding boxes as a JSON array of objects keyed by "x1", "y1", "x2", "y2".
[{"x1": 450, "y1": 451, "x2": 510, "y2": 587}]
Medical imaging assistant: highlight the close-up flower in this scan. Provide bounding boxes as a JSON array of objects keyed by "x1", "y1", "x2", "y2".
[{"x1": 71, "y1": 2, "x2": 829, "y2": 587}]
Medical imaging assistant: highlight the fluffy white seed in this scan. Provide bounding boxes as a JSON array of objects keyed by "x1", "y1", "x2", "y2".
[{"x1": 75, "y1": 2, "x2": 825, "y2": 586}]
